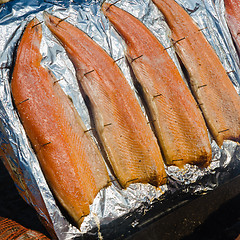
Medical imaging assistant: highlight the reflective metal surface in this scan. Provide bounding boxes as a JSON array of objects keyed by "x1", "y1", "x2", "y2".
[{"x1": 0, "y1": 0, "x2": 239, "y2": 239}]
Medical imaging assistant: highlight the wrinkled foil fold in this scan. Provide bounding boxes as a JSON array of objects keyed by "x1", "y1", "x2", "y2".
[{"x1": 0, "y1": 0, "x2": 240, "y2": 239}]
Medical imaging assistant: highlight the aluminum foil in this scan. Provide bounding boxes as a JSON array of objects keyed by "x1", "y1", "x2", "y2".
[{"x1": 0, "y1": 0, "x2": 240, "y2": 239}]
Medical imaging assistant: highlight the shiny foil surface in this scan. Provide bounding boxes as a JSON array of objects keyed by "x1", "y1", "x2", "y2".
[{"x1": 0, "y1": 0, "x2": 240, "y2": 239}]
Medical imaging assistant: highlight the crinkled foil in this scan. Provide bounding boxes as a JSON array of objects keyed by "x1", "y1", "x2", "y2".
[{"x1": 0, "y1": 0, "x2": 240, "y2": 239}]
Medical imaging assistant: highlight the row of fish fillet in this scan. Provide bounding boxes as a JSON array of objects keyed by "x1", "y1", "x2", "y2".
[{"x1": 10, "y1": 0, "x2": 240, "y2": 229}]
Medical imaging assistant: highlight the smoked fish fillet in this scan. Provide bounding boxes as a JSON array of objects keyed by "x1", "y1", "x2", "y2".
[
  {"x1": 102, "y1": 3, "x2": 212, "y2": 168},
  {"x1": 224, "y1": 0, "x2": 240, "y2": 56},
  {"x1": 44, "y1": 13, "x2": 167, "y2": 188},
  {"x1": 152, "y1": 0, "x2": 240, "y2": 146},
  {"x1": 11, "y1": 18, "x2": 110, "y2": 228}
]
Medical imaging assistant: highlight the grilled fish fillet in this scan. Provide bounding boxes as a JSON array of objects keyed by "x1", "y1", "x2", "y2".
[
  {"x1": 44, "y1": 13, "x2": 167, "y2": 188},
  {"x1": 152, "y1": 0, "x2": 240, "y2": 146},
  {"x1": 224, "y1": 0, "x2": 240, "y2": 56},
  {"x1": 102, "y1": 3, "x2": 212, "y2": 168},
  {"x1": 11, "y1": 18, "x2": 110, "y2": 228}
]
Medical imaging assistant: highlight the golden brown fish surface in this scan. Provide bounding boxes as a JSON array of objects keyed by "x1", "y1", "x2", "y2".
[
  {"x1": 102, "y1": 3, "x2": 212, "y2": 168},
  {"x1": 224, "y1": 0, "x2": 240, "y2": 56},
  {"x1": 11, "y1": 18, "x2": 110, "y2": 228},
  {"x1": 44, "y1": 13, "x2": 167, "y2": 188},
  {"x1": 152, "y1": 0, "x2": 240, "y2": 146}
]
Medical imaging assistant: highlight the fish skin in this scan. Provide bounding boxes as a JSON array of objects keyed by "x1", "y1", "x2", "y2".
[
  {"x1": 11, "y1": 18, "x2": 110, "y2": 228},
  {"x1": 102, "y1": 3, "x2": 212, "y2": 168},
  {"x1": 44, "y1": 12, "x2": 167, "y2": 188},
  {"x1": 152, "y1": 0, "x2": 240, "y2": 147},
  {"x1": 224, "y1": 0, "x2": 240, "y2": 57}
]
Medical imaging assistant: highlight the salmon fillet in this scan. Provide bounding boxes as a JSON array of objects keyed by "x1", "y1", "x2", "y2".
[
  {"x1": 152, "y1": 0, "x2": 240, "y2": 146},
  {"x1": 44, "y1": 12, "x2": 167, "y2": 188},
  {"x1": 102, "y1": 3, "x2": 212, "y2": 168},
  {"x1": 11, "y1": 18, "x2": 110, "y2": 228},
  {"x1": 224, "y1": 0, "x2": 240, "y2": 56}
]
